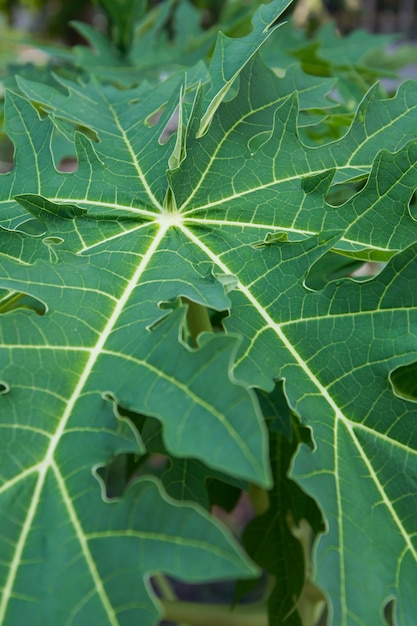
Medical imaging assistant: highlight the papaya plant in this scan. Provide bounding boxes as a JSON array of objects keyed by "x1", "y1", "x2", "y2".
[{"x1": 1, "y1": 0, "x2": 417, "y2": 625}]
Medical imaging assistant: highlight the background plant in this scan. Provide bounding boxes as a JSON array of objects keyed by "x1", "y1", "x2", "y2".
[{"x1": 0, "y1": 1, "x2": 417, "y2": 625}]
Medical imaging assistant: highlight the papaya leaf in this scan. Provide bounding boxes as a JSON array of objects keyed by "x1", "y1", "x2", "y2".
[{"x1": 1, "y1": 2, "x2": 417, "y2": 624}]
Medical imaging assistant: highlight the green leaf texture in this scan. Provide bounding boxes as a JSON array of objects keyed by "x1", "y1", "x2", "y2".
[{"x1": 1, "y1": 3, "x2": 417, "y2": 624}]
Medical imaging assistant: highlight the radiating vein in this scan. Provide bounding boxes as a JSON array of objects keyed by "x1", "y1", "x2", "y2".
[
  {"x1": 52, "y1": 461, "x2": 119, "y2": 626},
  {"x1": 107, "y1": 102, "x2": 163, "y2": 212}
]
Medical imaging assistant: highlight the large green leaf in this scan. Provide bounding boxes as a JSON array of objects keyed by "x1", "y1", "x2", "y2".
[{"x1": 1, "y1": 1, "x2": 417, "y2": 623}]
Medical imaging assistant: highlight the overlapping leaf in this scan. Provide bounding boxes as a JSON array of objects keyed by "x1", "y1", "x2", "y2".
[{"x1": 1, "y1": 1, "x2": 417, "y2": 624}]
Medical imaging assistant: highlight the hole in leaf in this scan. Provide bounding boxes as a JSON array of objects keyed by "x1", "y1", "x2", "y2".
[
  {"x1": 43, "y1": 236, "x2": 64, "y2": 245},
  {"x1": 383, "y1": 597, "x2": 396, "y2": 626},
  {"x1": 305, "y1": 251, "x2": 384, "y2": 290},
  {"x1": 326, "y1": 177, "x2": 367, "y2": 206},
  {"x1": 145, "y1": 106, "x2": 165, "y2": 127},
  {"x1": 0, "y1": 381, "x2": 10, "y2": 395},
  {"x1": 96, "y1": 452, "x2": 159, "y2": 499},
  {"x1": 349, "y1": 261, "x2": 385, "y2": 280},
  {"x1": 408, "y1": 189, "x2": 417, "y2": 220},
  {"x1": 209, "y1": 308, "x2": 229, "y2": 331},
  {"x1": 390, "y1": 362, "x2": 417, "y2": 402},
  {"x1": 74, "y1": 124, "x2": 99, "y2": 143},
  {"x1": 306, "y1": 251, "x2": 363, "y2": 290},
  {"x1": 302, "y1": 110, "x2": 354, "y2": 145},
  {"x1": 31, "y1": 102, "x2": 52, "y2": 119},
  {"x1": 0, "y1": 291, "x2": 46, "y2": 316},
  {"x1": 247, "y1": 130, "x2": 272, "y2": 155},
  {"x1": 158, "y1": 106, "x2": 179, "y2": 145},
  {"x1": 42, "y1": 236, "x2": 64, "y2": 262},
  {"x1": 56, "y1": 156, "x2": 78, "y2": 173},
  {"x1": 0, "y1": 135, "x2": 14, "y2": 173}
]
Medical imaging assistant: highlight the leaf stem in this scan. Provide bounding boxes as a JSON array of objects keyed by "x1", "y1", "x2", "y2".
[
  {"x1": 153, "y1": 575, "x2": 190, "y2": 626},
  {"x1": 161, "y1": 600, "x2": 268, "y2": 626},
  {"x1": 0, "y1": 291, "x2": 25, "y2": 314},
  {"x1": 248, "y1": 483, "x2": 270, "y2": 516},
  {"x1": 182, "y1": 297, "x2": 213, "y2": 344}
]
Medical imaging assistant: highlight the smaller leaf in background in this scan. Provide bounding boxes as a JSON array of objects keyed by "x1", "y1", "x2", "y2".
[
  {"x1": 206, "y1": 477, "x2": 243, "y2": 513},
  {"x1": 69, "y1": 20, "x2": 132, "y2": 77},
  {"x1": 258, "y1": 380, "x2": 294, "y2": 441},
  {"x1": 114, "y1": 407, "x2": 247, "y2": 511},
  {"x1": 261, "y1": 18, "x2": 417, "y2": 141},
  {"x1": 97, "y1": 0, "x2": 147, "y2": 56},
  {"x1": 237, "y1": 383, "x2": 324, "y2": 626},
  {"x1": 76, "y1": 1, "x2": 174, "y2": 78},
  {"x1": 69, "y1": 0, "x2": 212, "y2": 83},
  {"x1": 263, "y1": 19, "x2": 415, "y2": 84}
]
